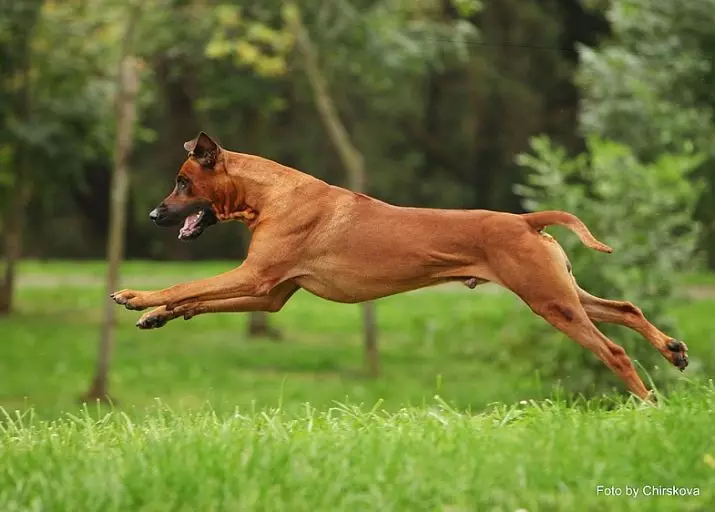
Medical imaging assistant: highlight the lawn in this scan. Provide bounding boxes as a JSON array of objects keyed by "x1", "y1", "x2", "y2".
[
  {"x1": 1, "y1": 387, "x2": 713, "y2": 511},
  {"x1": 0, "y1": 261, "x2": 713, "y2": 511},
  {"x1": 2, "y1": 261, "x2": 713, "y2": 417}
]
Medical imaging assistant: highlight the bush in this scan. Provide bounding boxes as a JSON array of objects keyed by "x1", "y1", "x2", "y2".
[{"x1": 510, "y1": 135, "x2": 703, "y2": 396}]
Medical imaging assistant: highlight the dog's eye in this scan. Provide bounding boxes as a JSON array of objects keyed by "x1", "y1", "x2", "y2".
[{"x1": 177, "y1": 177, "x2": 189, "y2": 190}]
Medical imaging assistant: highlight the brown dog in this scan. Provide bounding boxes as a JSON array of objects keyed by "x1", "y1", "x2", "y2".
[{"x1": 112, "y1": 132, "x2": 688, "y2": 401}]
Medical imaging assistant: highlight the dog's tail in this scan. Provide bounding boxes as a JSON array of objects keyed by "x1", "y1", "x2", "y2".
[{"x1": 521, "y1": 210, "x2": 613, "y2": 253}]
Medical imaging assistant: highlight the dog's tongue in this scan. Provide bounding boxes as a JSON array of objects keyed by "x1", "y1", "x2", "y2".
[{"x1": 178, "y1": 211, "x2": 203, "y2": 239}]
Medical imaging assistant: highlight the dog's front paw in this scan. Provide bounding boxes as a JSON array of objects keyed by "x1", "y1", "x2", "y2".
[
  {"x1": 111, "y1": 289, "x2": 149, "y2": 311},
  {"x1": 136, "y1": 307, "x2": 173, "y2": 329}
]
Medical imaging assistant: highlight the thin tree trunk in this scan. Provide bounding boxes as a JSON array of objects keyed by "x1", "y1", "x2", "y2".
[
  {"x1": 242, "y1": 225, "x2": 282, "y2": 340},
  {"x1": 285, "y1": 3, "x2": 379, "y2": 378},
  {"x1": 0, "y1": 1, "x2": 42, "y2": 315},
  {"x1": 0, "y1": 151, "x2": 29, "y2": 315},
  {"x1": 244, "y1": 107, "x2": 282, "y2": 339},
  {"x1": 83, "y1": 5, "x2": 141, "y2": 402}
]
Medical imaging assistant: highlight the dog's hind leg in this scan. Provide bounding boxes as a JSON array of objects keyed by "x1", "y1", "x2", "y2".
[
  {"x1": 528, "y1": 299, "x2": 650, "y2": 400},
  {"x1": 576, "y1": 287, "x2": 688, "y2": 371},
  {"x1": 488, "y1": 240, "x2": 651, "y2": 400},
  {"x1": 136, "y1": 282, "x2": 300, "y2": 329}
]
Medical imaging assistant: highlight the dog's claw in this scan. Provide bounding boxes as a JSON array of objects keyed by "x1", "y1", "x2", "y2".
[
  {"x1": 666, "y1": 339, "x2": 688, "y2": 371},
  {"x1": 667, "y1": 339, "x2": 688, "y2": 352}
]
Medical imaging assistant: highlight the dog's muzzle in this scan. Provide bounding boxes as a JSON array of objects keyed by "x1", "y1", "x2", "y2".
[{"x1": 148, "y1": 204, "x2": 179, "y2": 227}]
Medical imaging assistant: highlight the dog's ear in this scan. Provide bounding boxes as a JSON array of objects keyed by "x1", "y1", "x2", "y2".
[{"x1": 184, "y1": 131, "x2": 220, "y2": 168}]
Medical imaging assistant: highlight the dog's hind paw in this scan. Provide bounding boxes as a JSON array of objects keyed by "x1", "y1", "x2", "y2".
[
  {"x1": 136, "y1": 309, "x2": 171, "y2": 330},
  {"x1": 136, "y1": 315, "x2": 167, "y2": 330},
  {"x1": 666, "y1": 339, "x2": 689, "y2": 371}
]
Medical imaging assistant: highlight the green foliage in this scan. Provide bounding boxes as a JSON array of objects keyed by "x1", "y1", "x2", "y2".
[
  {"x1": 577, "y1": 0, "x2": 715, "y2": 157},
  {"x1": 577, "y1": 0, "x2": 715, "y2": 265},
  {"x1": 513, "y1": 135, "x2": 704, "y2": 395},
  {"x1": 302, "y1": 0, "x2": 480, "y2": 114},
  {"x1": 207, "y1": 4, "x2": 294, "y2": 79},
  {"x1": 0, "y1": 0, "x2": 141, "y2": 219},
  {"x1": 1, "y1": 0, "x2": 611, "y2": 260},
  {"x1": 1, "y1": 385, "x2": 714, "y2": 510}
]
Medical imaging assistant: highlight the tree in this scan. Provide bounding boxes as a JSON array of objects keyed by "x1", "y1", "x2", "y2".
[
  {"x1": 284, "y1": 1, "x2": 381, "y2": 376},
  {"x1": 514, "y1": 135, "x2": 704, "y2": 394},
  {"x1": 0, "y1": 0, "x2": 43, "y2": 315},
  {"x1": 1, "y1": 0, "x2": 136, "y2": 311},
  {"x1": 84, "y1": 4, "x2": 142, "y2": 403},
  {"x1": 576, "y1": 0, "x2": 715, "y2": 267},
  {"x1": 202, "y1": 2, "x2": 295, "y2": 339},
  {"x1": 5, "y1": 0, "x2": 612, "y2": 271},
  {"x1": 243, "y1": 228, "x2": 282, "y2": 340}
]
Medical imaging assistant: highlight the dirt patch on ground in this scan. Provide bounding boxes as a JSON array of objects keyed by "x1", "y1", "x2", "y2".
[
  {"x1": 17, "y1": 274, "x2": 180, "y2": 289},
  {"x1": 682, "y1": 285, "x2": 715, "y2": 300}
]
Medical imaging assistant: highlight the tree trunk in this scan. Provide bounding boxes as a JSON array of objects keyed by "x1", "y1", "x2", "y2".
[
  {"x1": 0, "y1": 1, "x2": 42, "y2": 315},
  {"x1": 248, "y1": 310, "x2": 283, "y2": 339},
  {"x1": 285, "y1": 3, "x2": 379, "y2": 378},
  {"x1": 241, "y1": 224, "x2": 282, "y2": 340},
  {"x1": 83, "y1": 6, "x2": 141, "y2": 403},
  {"x1": 152, "y1": 55, "x2": 202, "y2": 261},
  {"x1": 244, "y1": 107, "x2": 281, "y2": 340},
  {"x1": 0, "y1": 160, "x2": 29, "y2": 315}
]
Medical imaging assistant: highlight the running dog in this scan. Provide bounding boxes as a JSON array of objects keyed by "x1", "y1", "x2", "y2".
[{"x1": 111, "y1": 132, "x2": 689, "y2": 400}]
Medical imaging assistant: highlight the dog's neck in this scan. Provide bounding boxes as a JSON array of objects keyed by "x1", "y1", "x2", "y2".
[{"x1": 212, "y1": 151, "x2": 316, "y2": 227}]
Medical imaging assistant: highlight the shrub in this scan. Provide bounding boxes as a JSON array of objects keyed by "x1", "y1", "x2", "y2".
[{"x1": 510, "y1": 135, "x2": 703, "y2": 396}]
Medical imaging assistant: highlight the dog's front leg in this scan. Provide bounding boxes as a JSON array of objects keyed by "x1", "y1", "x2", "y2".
[
  {"x1": 111, "y1": 261, "x2": 283, "y2": 311},
  {"x1": 135, "y1": 282, "x2": 300, "y2": 329}
]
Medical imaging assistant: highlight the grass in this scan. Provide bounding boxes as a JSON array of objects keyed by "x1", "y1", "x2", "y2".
[
  {"x1": 1, "y1": 386, "x2": 714, "y2": 511},
  {"x1": 1, "y1": 261, "x2": 713, "y2": 418},
  {"x1": 4, "y1": 261, "x2": 548, "y2": 417},
  {"x1": 1, "y1": 261, "x2": 714, "y2": 511}
]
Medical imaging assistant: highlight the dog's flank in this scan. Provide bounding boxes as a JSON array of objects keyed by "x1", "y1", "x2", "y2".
[{"x1": 111, "y1": 131, "x2": 688, "y2": 402}]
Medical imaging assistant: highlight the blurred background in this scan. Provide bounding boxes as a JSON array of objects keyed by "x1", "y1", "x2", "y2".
[{"x1": 0, "y1": 0, "x2": 713, "y2": 417}]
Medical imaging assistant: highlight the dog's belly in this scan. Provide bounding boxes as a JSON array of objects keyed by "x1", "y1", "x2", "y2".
[
  {"x1": 293, "y1": 249, "x2": 494, "y2": 304},
  {"x1": 294, "y1": 272, "x2": 444, "y2": 304}
]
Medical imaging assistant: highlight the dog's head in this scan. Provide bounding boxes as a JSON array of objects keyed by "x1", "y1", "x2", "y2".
[{"x1": 149, "y1": 132, "x2": 227, "y2": 241}]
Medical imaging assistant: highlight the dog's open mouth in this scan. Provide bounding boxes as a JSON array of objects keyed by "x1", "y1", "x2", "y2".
[{"x1": 178, "y1": 208, "x2": 217, "y2": 241}]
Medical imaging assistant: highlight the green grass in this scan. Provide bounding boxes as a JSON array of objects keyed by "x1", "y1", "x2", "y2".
[
  {"x1": 3, "y1": 260, "x2": 548, "y2": 417},
  {"x1": 1, "y1": 261, "x2": 713, "y2": 418},
  {"x1": 1, "y1": 386, "x2": 713, "y2": 511},
  {"x1": 1, "y1": 261, "x2": 714, "y2": 511}
]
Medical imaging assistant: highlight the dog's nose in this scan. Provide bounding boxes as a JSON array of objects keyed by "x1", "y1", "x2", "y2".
[{"x1": 149, "y1": 208, "x2": 160, "y2": 221}]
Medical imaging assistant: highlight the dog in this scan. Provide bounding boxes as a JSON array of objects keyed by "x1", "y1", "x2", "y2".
[{"x1": 111, "y1": 131, "x2": 689, "y2": 401}]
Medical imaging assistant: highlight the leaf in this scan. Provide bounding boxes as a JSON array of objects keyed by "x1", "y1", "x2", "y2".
[
  {"x1": 215, "y1": 4, "x2": 241, "y2": 28},
  {"x1": 205, "y1": 36, "x2": 232, "y2": 59}
]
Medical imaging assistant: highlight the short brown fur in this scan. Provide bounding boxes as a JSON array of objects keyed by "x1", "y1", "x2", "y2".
[{"x1": 112, "y1": 132, "x2": 689, "y2": 401}]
